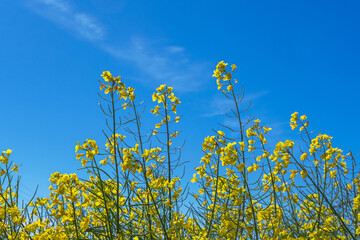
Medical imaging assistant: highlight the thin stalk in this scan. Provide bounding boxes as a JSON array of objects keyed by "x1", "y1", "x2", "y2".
[
  {"x1": 288, "y1": 151, "x2": 356, "y2": 239},
  {"x1": 228, "y1": 79, "x2": 259, "y2": 240},
  {"x1": 132, "y1": 101, "x2": 155, "y2": 239},
  {"x1": 206, "y1": 151, "x2": 221, "y2": 238},
  {"x1": 164, "y1": 92, "x2": 172, "y2": 228},
  {"x1": 72, "y1": 201, "x2": 80, "y2": 240},
  {"x1": 110, "y1": 88, "x2": 121, "y2": 237}
]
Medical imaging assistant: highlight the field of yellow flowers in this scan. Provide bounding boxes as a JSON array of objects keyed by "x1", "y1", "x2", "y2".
[{"x1": 0, "y1": 61, "x2": 359, "y2": 239}]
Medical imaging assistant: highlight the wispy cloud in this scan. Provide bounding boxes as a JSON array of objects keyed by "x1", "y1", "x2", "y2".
[
  {"x1": 202, "y1": 90, "x2": 269, "y2": 117},
  {"x1": 104, "y1": 38, "x2": 209, "y2": 92},
  {"x1": 165, "y1": 46, "x2": 185, "y2": 54},
  {"x1": 27, "y1": 0, "x2": 105, "y2": 41},
  {"x1": 201, "y1": 98, "x2": 233, "y2": 117},
  {"x1": 26, "y1": 0, "x2": 209, "y2": 92}
]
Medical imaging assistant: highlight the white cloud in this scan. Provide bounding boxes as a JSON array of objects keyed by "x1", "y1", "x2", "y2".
[
  {"x1": 104, "y1": 38, "x2": 208, "y2": 92},
  {"x1": 27, "y1": 0, "x2": 105, "y2": 41},
  {"x1": 202, "y1": 90, "x2": 269, "y2": 117},
  {"x1": 166, "y1": 46, "x2": 185, "y2": 54},
  {"x1": 201, "y1": 98, "x2": 233, "y2": 117},
  {"x1": 26, "y1": 0, "x2": 208, "y2": 92}
]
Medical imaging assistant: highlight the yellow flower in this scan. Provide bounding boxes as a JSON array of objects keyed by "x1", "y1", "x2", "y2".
[
  {"x1": 191, "y1": 173, "x2": 198, "y2": 183},
  {"x1": 152, "y1": 92, "x2": 158, "y2": 102},
  {"x1": 252, "y1": 164, "x2": 260, "y2": 171},
  {"x1": 216, "y1": 61, "x2": 228, "y2": 72},
  {"x1": 170, "y1": 131, "x2": 180, "y2": 138},
  {"x1": 239, "y1": 141, "x2": 246, "y2": 151},
  {"x1": 11, "y1": 163, "x2": 20, "y2": 173},
  {"x1": 237, "y1": 163, "x2": 245, "y2": 171},
  {"x1": 99, "y1": 158, "x2": 108, "y2": 165},
  {"x1": 290, "y1": 122, "x2": 298, "y2": 130},
  {"x1": 156, "y1": 84, "x2": 166, "y2": 92},
  {"x1": 300, "y1": 170, "x2": 308, "y2": 179},
  {"x1": 101, "y1": 71, "x2": 113, "y2": 82},
  {"x1": 171, "y1": 104, "x2": 177, "y2": 114},
  {"x1": 248, "y1": 145, "x2": 256, "y2": 152},
  {"x1": 300, "y1": 152, "x2": 308, "y2": 161},
  {"x1": 81, "y1": 158, "x2": 89, "y2": 167},
  {"x1": 291, "y1": 112, "x2": 299, "y2": 120},
  {"x1": 231, "y1": 64, "x2": 237, "y2": 72},
  {"x1": 224, "y1": 72, "x2": 232, "y2": 81},
  {"x1": 263, "y1": 127, "x2": 272, "y2": 134},
  {"x1": 226, "y1": 168, "x2": 235, "y2": 177},
  {"x1": 289, "y1": 170, "x2": 298, "y2": 180},
  {"x1": 2, "y1": 149, "x2": 12, "y2": 156},
  {"x1": 329, "y1": 170, "x2": 337, "y2": 179},
  {"x1": 217, "y1": 130, "x2": 225, "y2": 137}
]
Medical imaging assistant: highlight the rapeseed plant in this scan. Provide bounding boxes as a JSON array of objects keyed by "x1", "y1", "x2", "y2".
[{"x1": 0, "y1": 62, "x2": 359, "y2": 239}]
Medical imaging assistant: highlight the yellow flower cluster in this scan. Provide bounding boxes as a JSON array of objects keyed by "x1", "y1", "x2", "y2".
[
  {"x1": 212, "y1": 61, "x2": 238, "y2": 92},
  {"x1": 100, "y1": 71, "x2": 135, "y2": 108},
  {"x1": 151, "y1": 84, "x2": 181, "y2": 138},
  {"x1": 0, "y1": 63, "x2": 359, "y2": 239}
]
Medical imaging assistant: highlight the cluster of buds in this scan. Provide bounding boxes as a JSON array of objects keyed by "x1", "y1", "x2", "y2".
[
  {"x1": 151, "y1": 84, "x2": 181, "y2": 136},
  {"x1": 100, "y1": 71, "x2": 135, "y2": 106},
  {"x1": 212, "y1": 61, "x2": 238, "y2": 92}
]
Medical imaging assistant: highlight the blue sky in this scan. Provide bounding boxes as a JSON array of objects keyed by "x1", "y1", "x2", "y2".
[{"x1": 1, "y1": 0, "x2": 359, "y2": 201}]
